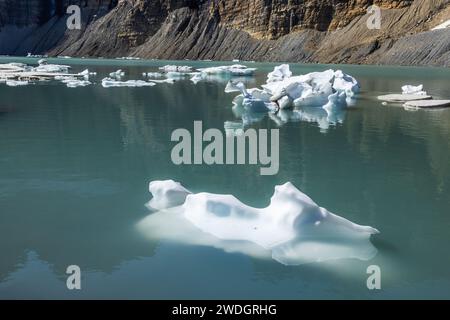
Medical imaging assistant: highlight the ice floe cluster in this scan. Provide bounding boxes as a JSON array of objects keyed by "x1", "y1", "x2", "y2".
[
  {"x1": 378, "y1": 84, "x2": 450, "y2": 110},
  {"x1": 0, "y1": 60, "x2": 97, "y2": 88},
  {"x1": 148, "y1": 64, "x2": 257, "y2": 84},
  {"x1": 139, "y1": 180, "x2": 379, "y2": 265}
]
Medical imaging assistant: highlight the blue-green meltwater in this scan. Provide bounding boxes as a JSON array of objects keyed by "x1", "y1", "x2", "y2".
[{"x1": 0, "y1": 57, "x2": 449, "y2": 299}]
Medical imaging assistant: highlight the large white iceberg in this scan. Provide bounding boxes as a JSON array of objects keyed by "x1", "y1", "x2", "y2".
[
  {"x1": 139, "y1": 180, "x2": 379, "y2": 265},
  {"x1": 227, "y1": 65, "x2": 360, "y2": 113}
]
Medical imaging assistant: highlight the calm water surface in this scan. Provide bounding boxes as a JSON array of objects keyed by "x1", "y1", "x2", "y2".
[{"x1": 0, "y1": 58, "x2": 449, "y2": 299}]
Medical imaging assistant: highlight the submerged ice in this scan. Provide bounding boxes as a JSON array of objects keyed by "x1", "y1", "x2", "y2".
[{"x1": 139, "y1": 180, "x2": 379, "y2": 265}]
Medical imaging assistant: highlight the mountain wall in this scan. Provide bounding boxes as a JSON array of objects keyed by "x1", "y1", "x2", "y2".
[{"x1": 0, "y1": 0, "x2": 449, "y2": 66}]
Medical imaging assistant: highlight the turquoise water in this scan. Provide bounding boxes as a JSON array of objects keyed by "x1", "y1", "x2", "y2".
[{"x1": 0, "y1": 58, "x2": 450, "y2": 299}]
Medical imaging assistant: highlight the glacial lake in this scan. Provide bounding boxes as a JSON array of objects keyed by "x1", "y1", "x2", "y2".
[{"x1": 0, "y1": 57, "x2": 449, "y2": 299}]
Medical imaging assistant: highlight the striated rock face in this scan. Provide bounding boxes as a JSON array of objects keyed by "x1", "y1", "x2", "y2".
[{"x1": 0, "y1": 0, "x2": 449, "y2": 66}]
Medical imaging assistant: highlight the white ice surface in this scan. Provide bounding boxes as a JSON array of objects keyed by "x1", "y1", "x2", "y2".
[
  {"x1": 402, "y1": 84, "x2": 427, "y2": 96},
  {"x1": 197, "y1": 65, "x2": 257, "y2": 76},
  {"x1": 234, "y1": 66, "x2": 360, "y2": 111},
  {"x1": 6, "y1": 80, "x2": 29, "y2": 87},
  {"x1": 159, "y1": 65, "x2": 193, "y2": 73},
  {"x1": 140, "y1": 180, "x2": 379, "y2": 265}
]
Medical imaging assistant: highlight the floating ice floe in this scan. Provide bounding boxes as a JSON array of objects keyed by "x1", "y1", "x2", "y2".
[
  {"x1": 33, "y1": 63, "x2": 70, "y2": 73},
  {"x1": 101, "y1": 78, "x2": 156, "y2": 88},
  {"x1": 403, "y1": 100, "x2": 450, "y2": 109},
  {"x1": 27, "y1": 53, "x2": 46, "y2": 58},
  {"x1": 1, "y1": 61, "x2": 94, "y2": 87},
  {"x1": 64, "y1": 79, "x2": 92, "y2": 88},
  {"x1": 159, "y1": 65, "x2": 193, "y2": 73},
  {"x1": 143, "y1": 72, "x2": 163, "y2": 78},
  {"x1": 148, "y1": 78, "x2": 176, "y2": 84},
  {"x1": 378, "y1": 85, "x2": 433, "y2": 104},
  {"x1": 198, "y1": 64, "x2": 257, "y2": 76},
  {"x1": 139, "y1": 180, "x2": 379, "y2": 265},
  {"x1": 6, "y1": 80, "x2": 29, "y2": 87}
]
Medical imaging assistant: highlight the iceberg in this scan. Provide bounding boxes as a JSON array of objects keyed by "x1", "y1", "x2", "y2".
[
  {"x1": 225, "y1": 66, "x2": 358, "y2": 130},
  {"x1": 231, "y1": 66, "x2": 359, "y2": 112},
  {"x1": 140, "y1": 180, "x2": 379, "y2": 265}
]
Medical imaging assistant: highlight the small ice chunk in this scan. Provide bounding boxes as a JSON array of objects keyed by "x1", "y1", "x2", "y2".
[
  {"x1": 109, "y1": 69, "x2": 125, "y2": 79},
  {"x1": 402, "y1": 84, "x2": 427, "y2": 96}
]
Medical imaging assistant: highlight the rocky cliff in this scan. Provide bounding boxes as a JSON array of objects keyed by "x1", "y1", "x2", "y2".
[{"x1": 0, "y1": 0, "x2": 449, "y2": 66}]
